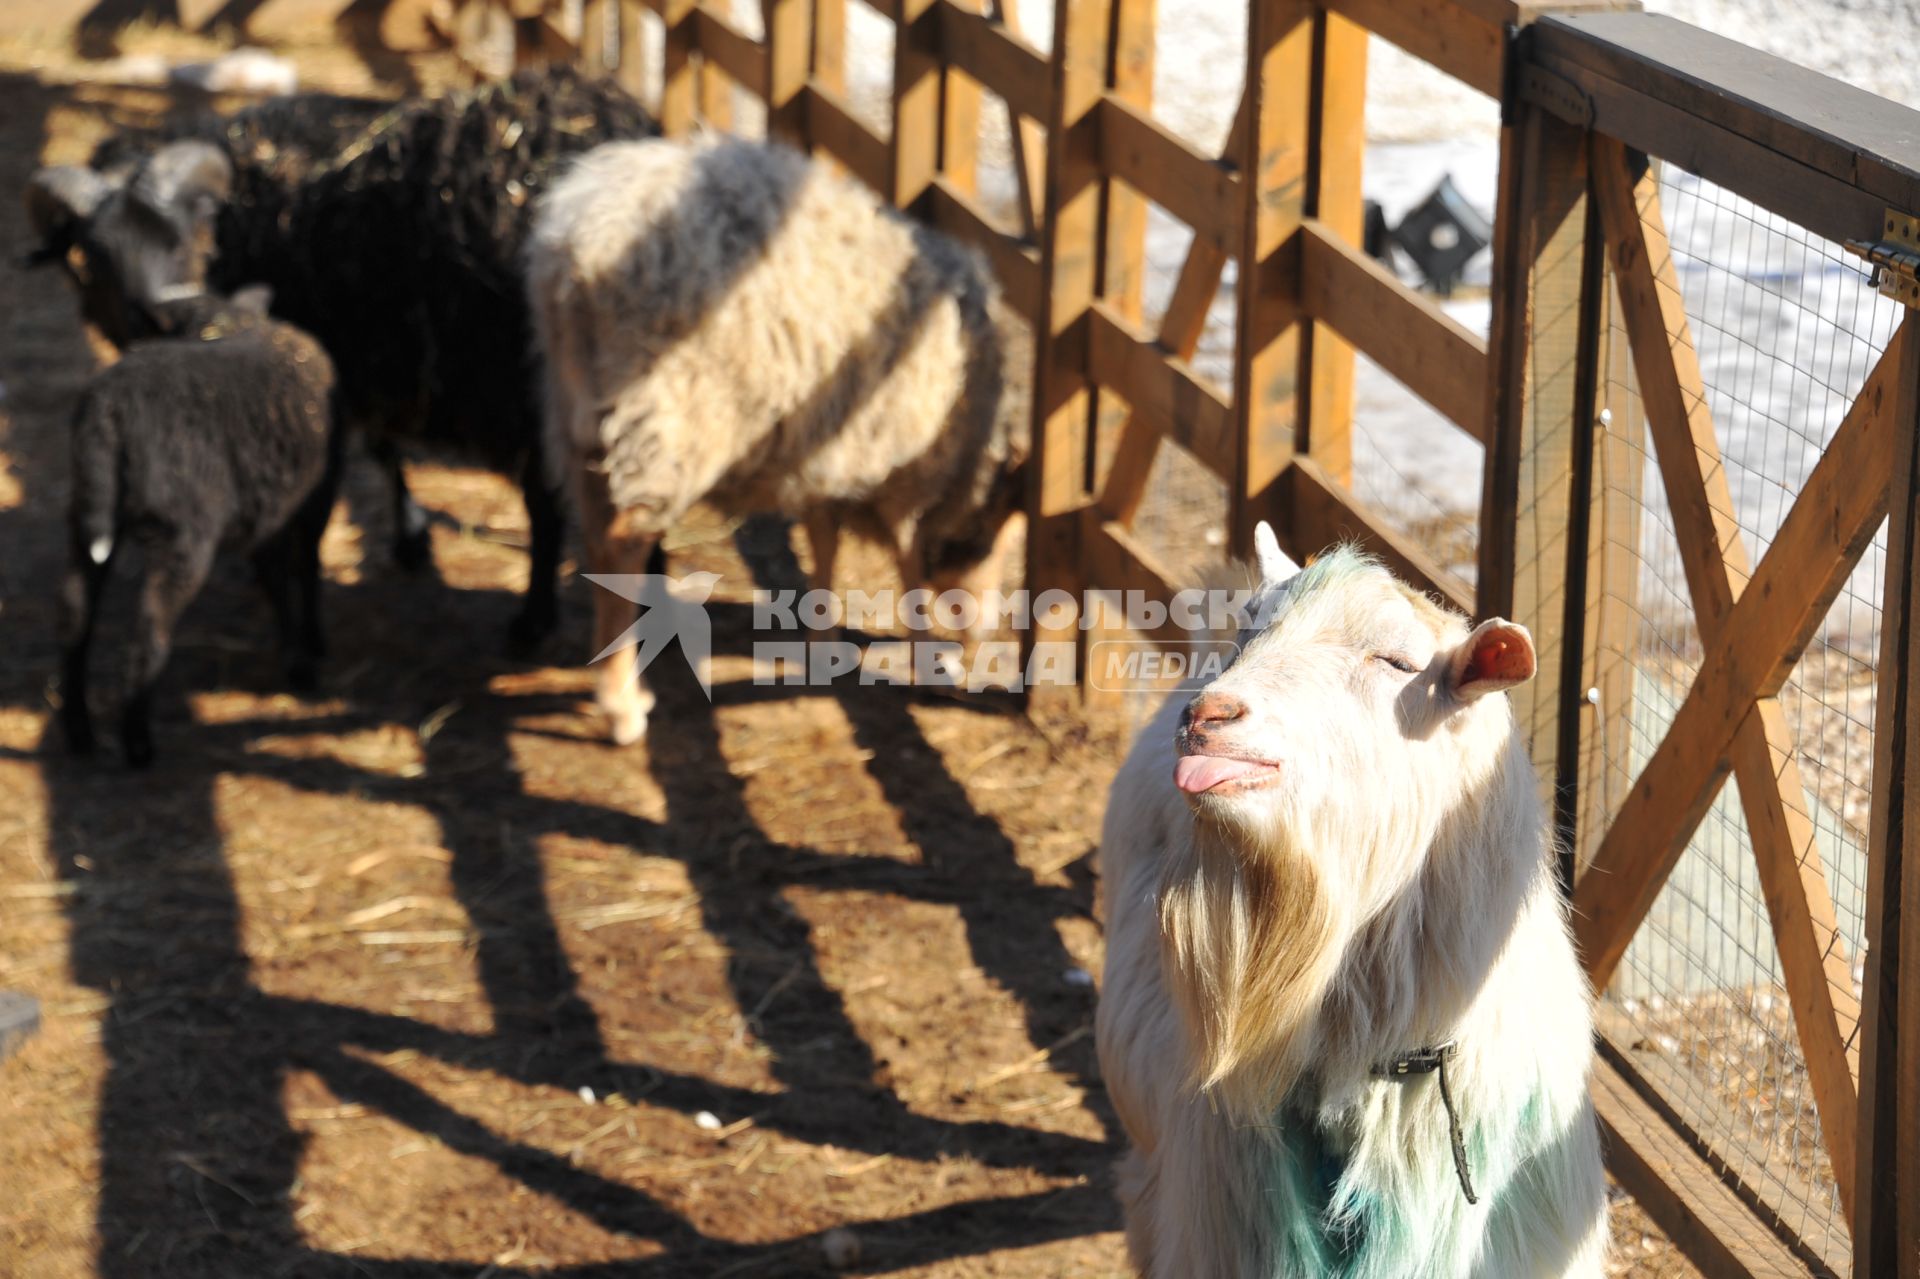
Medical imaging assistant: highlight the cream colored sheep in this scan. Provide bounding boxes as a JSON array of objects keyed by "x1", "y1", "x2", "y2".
[{"x1": 527, "y1": 137, "x2": 1027, "y2": 743}]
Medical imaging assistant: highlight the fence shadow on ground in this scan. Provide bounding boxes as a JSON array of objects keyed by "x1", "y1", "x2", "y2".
[{"x1": 0, "y1": 68, "x2": 1118, "y2": 1275}]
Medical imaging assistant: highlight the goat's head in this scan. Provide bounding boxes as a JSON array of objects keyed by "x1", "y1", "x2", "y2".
[
  {"x1": 24, "y1": 140, "x2": 234, "y2": 348},
  {"x1": 1176, "y1": 523, "x2": 1534, "y2": 916},
  {"x1": 1157, "y1": 524, "x2": 1535, "y2": 1106}
]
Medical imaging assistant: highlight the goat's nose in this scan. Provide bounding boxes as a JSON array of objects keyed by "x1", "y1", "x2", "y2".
[{"x1": 1185, "y1": 691, "x2": 1248, "y2": 730}]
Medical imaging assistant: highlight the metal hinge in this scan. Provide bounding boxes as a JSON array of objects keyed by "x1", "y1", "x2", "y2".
[{"x1": 1846, "y1": 210, "x2": 1920, "y2": 307}]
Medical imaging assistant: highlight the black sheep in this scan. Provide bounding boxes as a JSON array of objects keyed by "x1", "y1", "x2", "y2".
[
  {"x1": 61, "y1": 288, "x2": 342, "y2": 767},
  {"x1": 26, "y1": 68, "x2": 660, "y2": 652}
]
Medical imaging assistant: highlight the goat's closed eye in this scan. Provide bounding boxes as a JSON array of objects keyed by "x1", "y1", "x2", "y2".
[{"x1": 1373, "y1": 653, "x2": 1419, "y2": 674}]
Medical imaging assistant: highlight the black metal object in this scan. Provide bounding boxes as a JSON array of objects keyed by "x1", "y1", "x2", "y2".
[
  {"x1": 1363, "y1": 197, "x2": 1392, "y2": 263},
  {"x1": 1390, "y1": 175, "x2": 1494, "y2": 296},
  {"x1": 0, "y1": 991, "x2": 39, "y2": 1063}
]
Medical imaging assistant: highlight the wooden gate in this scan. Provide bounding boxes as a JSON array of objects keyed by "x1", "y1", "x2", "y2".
[{"x1": 1507, "y1": 13, "x2": 1920, "y2": 1276}]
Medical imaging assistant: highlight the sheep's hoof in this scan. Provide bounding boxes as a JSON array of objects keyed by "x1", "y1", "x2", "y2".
[
  {"x1": 606, "y1": 703, "x2": 649, "y2": 747},
  {"x1": 601, "y1": 689, "x2": 654, "y2": 746}
]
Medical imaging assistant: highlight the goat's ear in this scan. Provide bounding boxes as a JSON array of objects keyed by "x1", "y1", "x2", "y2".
[
  {"x1": 1449, "y1": 618, "x2": 1535, "y2": 701},
  {"x1": 1253, "y1": 520, "x2": 1300, "y2": 585}
]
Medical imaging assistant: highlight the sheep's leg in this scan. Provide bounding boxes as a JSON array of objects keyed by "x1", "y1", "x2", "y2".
[
  {"x1": 251, "y1": 525, "x2": 323, "y2": 693},
  {"x1": 578, "y1": 464, "x2": 657, "y2": 746},
  {"x1": 803, "y1": 509, "x2": 839, "y2": 597},
  {"x1": 287, "y1": 438, "x2": 344, "y2": 676},
  {"x1": 507, "y1": 448, "x2": 564, "y2": 657},
  {"x1": 251, "y1": 534, "x2": 305, "y2": 683},
  {"x1": 122, "y1": 537, "x2": 215, "y2": 768},
  {"x1": 372, "y1": 436, "x2": 432, "y2": 573},
  {"x1": 58, "y1": 533, "x2": 111, "y2": 756}
]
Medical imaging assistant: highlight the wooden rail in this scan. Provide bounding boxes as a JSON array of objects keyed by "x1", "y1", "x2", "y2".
[{"x1": 473, "y1": 1, "x2": 1920, "y2": 1274}]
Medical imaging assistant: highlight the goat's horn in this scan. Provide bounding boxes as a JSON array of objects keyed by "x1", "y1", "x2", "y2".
[
  {"x1": 23, "y1": 165, "x2": 112, "y2": 241},
  {"x1": 1254, "y1": 520, "x2": 1299, "y2": 584}
]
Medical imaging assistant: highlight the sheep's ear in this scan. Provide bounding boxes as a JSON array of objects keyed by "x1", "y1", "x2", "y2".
[
  {"x1": 24, "y1": 165, "x2": 113, "y2": 247},
  {"x1": 1253, "y1": 520, "x2": 1299, "y2": 585},
  {"x1": 1450, "y1": 618, "x2": 1535, "y2": 701},
  {"x1": 230, "y1": 284, "x2": 273, "y2": 315}
]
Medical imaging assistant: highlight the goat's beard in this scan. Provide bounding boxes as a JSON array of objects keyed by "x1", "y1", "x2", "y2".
[{"x1": 1158, "y1": 805, "x2": 1344, "y2": 1118}]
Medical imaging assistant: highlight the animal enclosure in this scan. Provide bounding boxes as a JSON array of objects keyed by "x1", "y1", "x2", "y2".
[{"x1": 462, "y1": 0, "x2": 1920, "y2": 1273}]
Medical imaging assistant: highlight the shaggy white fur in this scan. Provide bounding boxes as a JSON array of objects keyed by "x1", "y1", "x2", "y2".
[
  {"x1": 526, "y1": 136, "x2": 1027, "y2": 743},
  {"x1": 1097, "y1": 534, "x2": 1607, "y2": 1277}
]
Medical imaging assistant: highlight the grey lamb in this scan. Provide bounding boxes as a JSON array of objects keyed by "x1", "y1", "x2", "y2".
[{"x1": 61, "y1": 287, "x2": 341, "y2": 766}]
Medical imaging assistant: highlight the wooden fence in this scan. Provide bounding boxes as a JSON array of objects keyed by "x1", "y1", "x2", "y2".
[{"x1": 442, "y1": 0, "x2": 1918, "y2": 1273}]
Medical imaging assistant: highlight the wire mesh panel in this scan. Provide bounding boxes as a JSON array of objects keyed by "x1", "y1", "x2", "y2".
[{"x1": 1579, "y1": 162, "x2": 1906, "y2": 1273}]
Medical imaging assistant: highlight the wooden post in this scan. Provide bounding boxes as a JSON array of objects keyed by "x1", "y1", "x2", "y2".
[
  {"x1": 660, "y1": 0, "x2": 698, "y2": 136},
  {"x1": 1478, "y1": 99, "x2": 1593, "y2": 796},
  {"x1": 1025, "y1": 0, "x2": 1114, "y2": 710},
  {"x1": 892, "y1": 0, "x2": 942, "y2": 210},
  {"x1": 1229, "y1": 0, "x2": 1314, "y2": 558},
  {"x1": 1858, "y1": 312, "x2": 1920, "y2": 1277},
  {"x1": 763, "y1": 0, "x2": 810, "y2": 146},
  {"x1": 581, "y1": 0, "x2": 610, "y2": 72},
  {"x1": 700, "y1": 46, "x2": 734, "y2": 129},
  {"x1": 813, "y1": 0, "x2": 846, "y2": 97},
  {"x1": 1300, "y1": 9, "x2": 1366, "y2": 487},
  {"x1": 941, "y1": 0, "x2": 984, "y2": 196},
  {"x1": 616, "y1": 0, "x2": 648, "y2": 100},
  {"x1": 1575, "y1": 273, "x2": 1644, "y2": 879}
]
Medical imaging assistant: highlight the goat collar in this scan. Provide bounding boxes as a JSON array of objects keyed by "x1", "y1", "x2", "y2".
[{"x1": 1370, "y1": 1039, "x2": 1477, "y2": 1205}]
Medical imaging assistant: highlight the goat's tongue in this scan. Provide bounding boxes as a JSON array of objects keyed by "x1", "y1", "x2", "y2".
[{"x1": 1174, "y1": 754, "x2": 1274, "y2": 794}]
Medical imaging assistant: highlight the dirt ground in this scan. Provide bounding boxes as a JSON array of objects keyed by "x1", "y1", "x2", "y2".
[{"x1": 0, "y1": 26, "x2": 1699, "y2": 1278}]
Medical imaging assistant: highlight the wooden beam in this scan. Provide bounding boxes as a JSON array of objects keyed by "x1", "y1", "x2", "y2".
[
  {"x1": 1476, "y1": 101, "x2": 1591, "y2": 790},
  {"x1": 1857, "y1": 313, "x2": 1920, "y2": 1278},
  {"x1": 1287, "y1": 458, "x2": 1474, "y2": 613},
  {"x1": 1096, "y1": 93, "x2": 1244, "y2": 527},
  {"x1": 762, "y1": 0, "x2": 809, "y2": 144},
  {"x1": 1297, "y1": 218, "x2": 1488, "y2": 441},
  {"x1": 1087, "y1": 303, "x2": 1236, "y2": 484},
  {"x1": 892, "y1": 0, "x2": 942, "y2": 209},
  {"x1": 616, "y1": 0, "x2": 648, "y2": 98},
  {"x1": 989, "y1": 0, "x2": 1046, "y2": 238},
  {"x1": 1320, "y1": 0, "x2": 1504, "y2": 96},
  {"x1": 694, "y1": 6, "x2": 768, "y2": 97},
  {"x1": 1230, "y1": 0, "x2": 1314, "y2": 557},
  {"x1": 939, "y1": 0, "x2": 985, "y2": 196},
  {"x1": 934, "y1": 0, "x2": 1050, "y2": 121},
  {"x1": 1300, "y1": 9, "x2": 1367, "y2": 486},
  {"x1": 659, "y1": 0, "x2": 698, "y2": 136},
  {"x1": 925, "y1": 176, "x2": 1043, "y2": 322},
  {"x1": 1593, "y1": 1049, "x2": 1825, "y2": 1279},
  {"x1": 1529, "y1": 13, "x2": 1920, "y2": 238},
  {"x1": 1570, "y1": 320, "x2": 1906, "y2": 988},
  {"x1": 1024, "y1": 0, "x2": 1115, "y2": 710},
  {"x1": 813, "y1": 0, "x2": 846, "y2": 96},
  {"x1": 806, "y1": 85, "x2": 891, "y2": 194},
  {"x1": 1095, "y1": 94, "x2": 1242, "y2": 256}
]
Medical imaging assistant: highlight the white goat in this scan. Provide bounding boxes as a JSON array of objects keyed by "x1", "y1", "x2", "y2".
[
  {"x1": 526, "y1": 137, "x2": 1027, "y2": 743},
  {"x1": 1097, "y1": 526, "x2": 1606, "y2": 1277}
]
